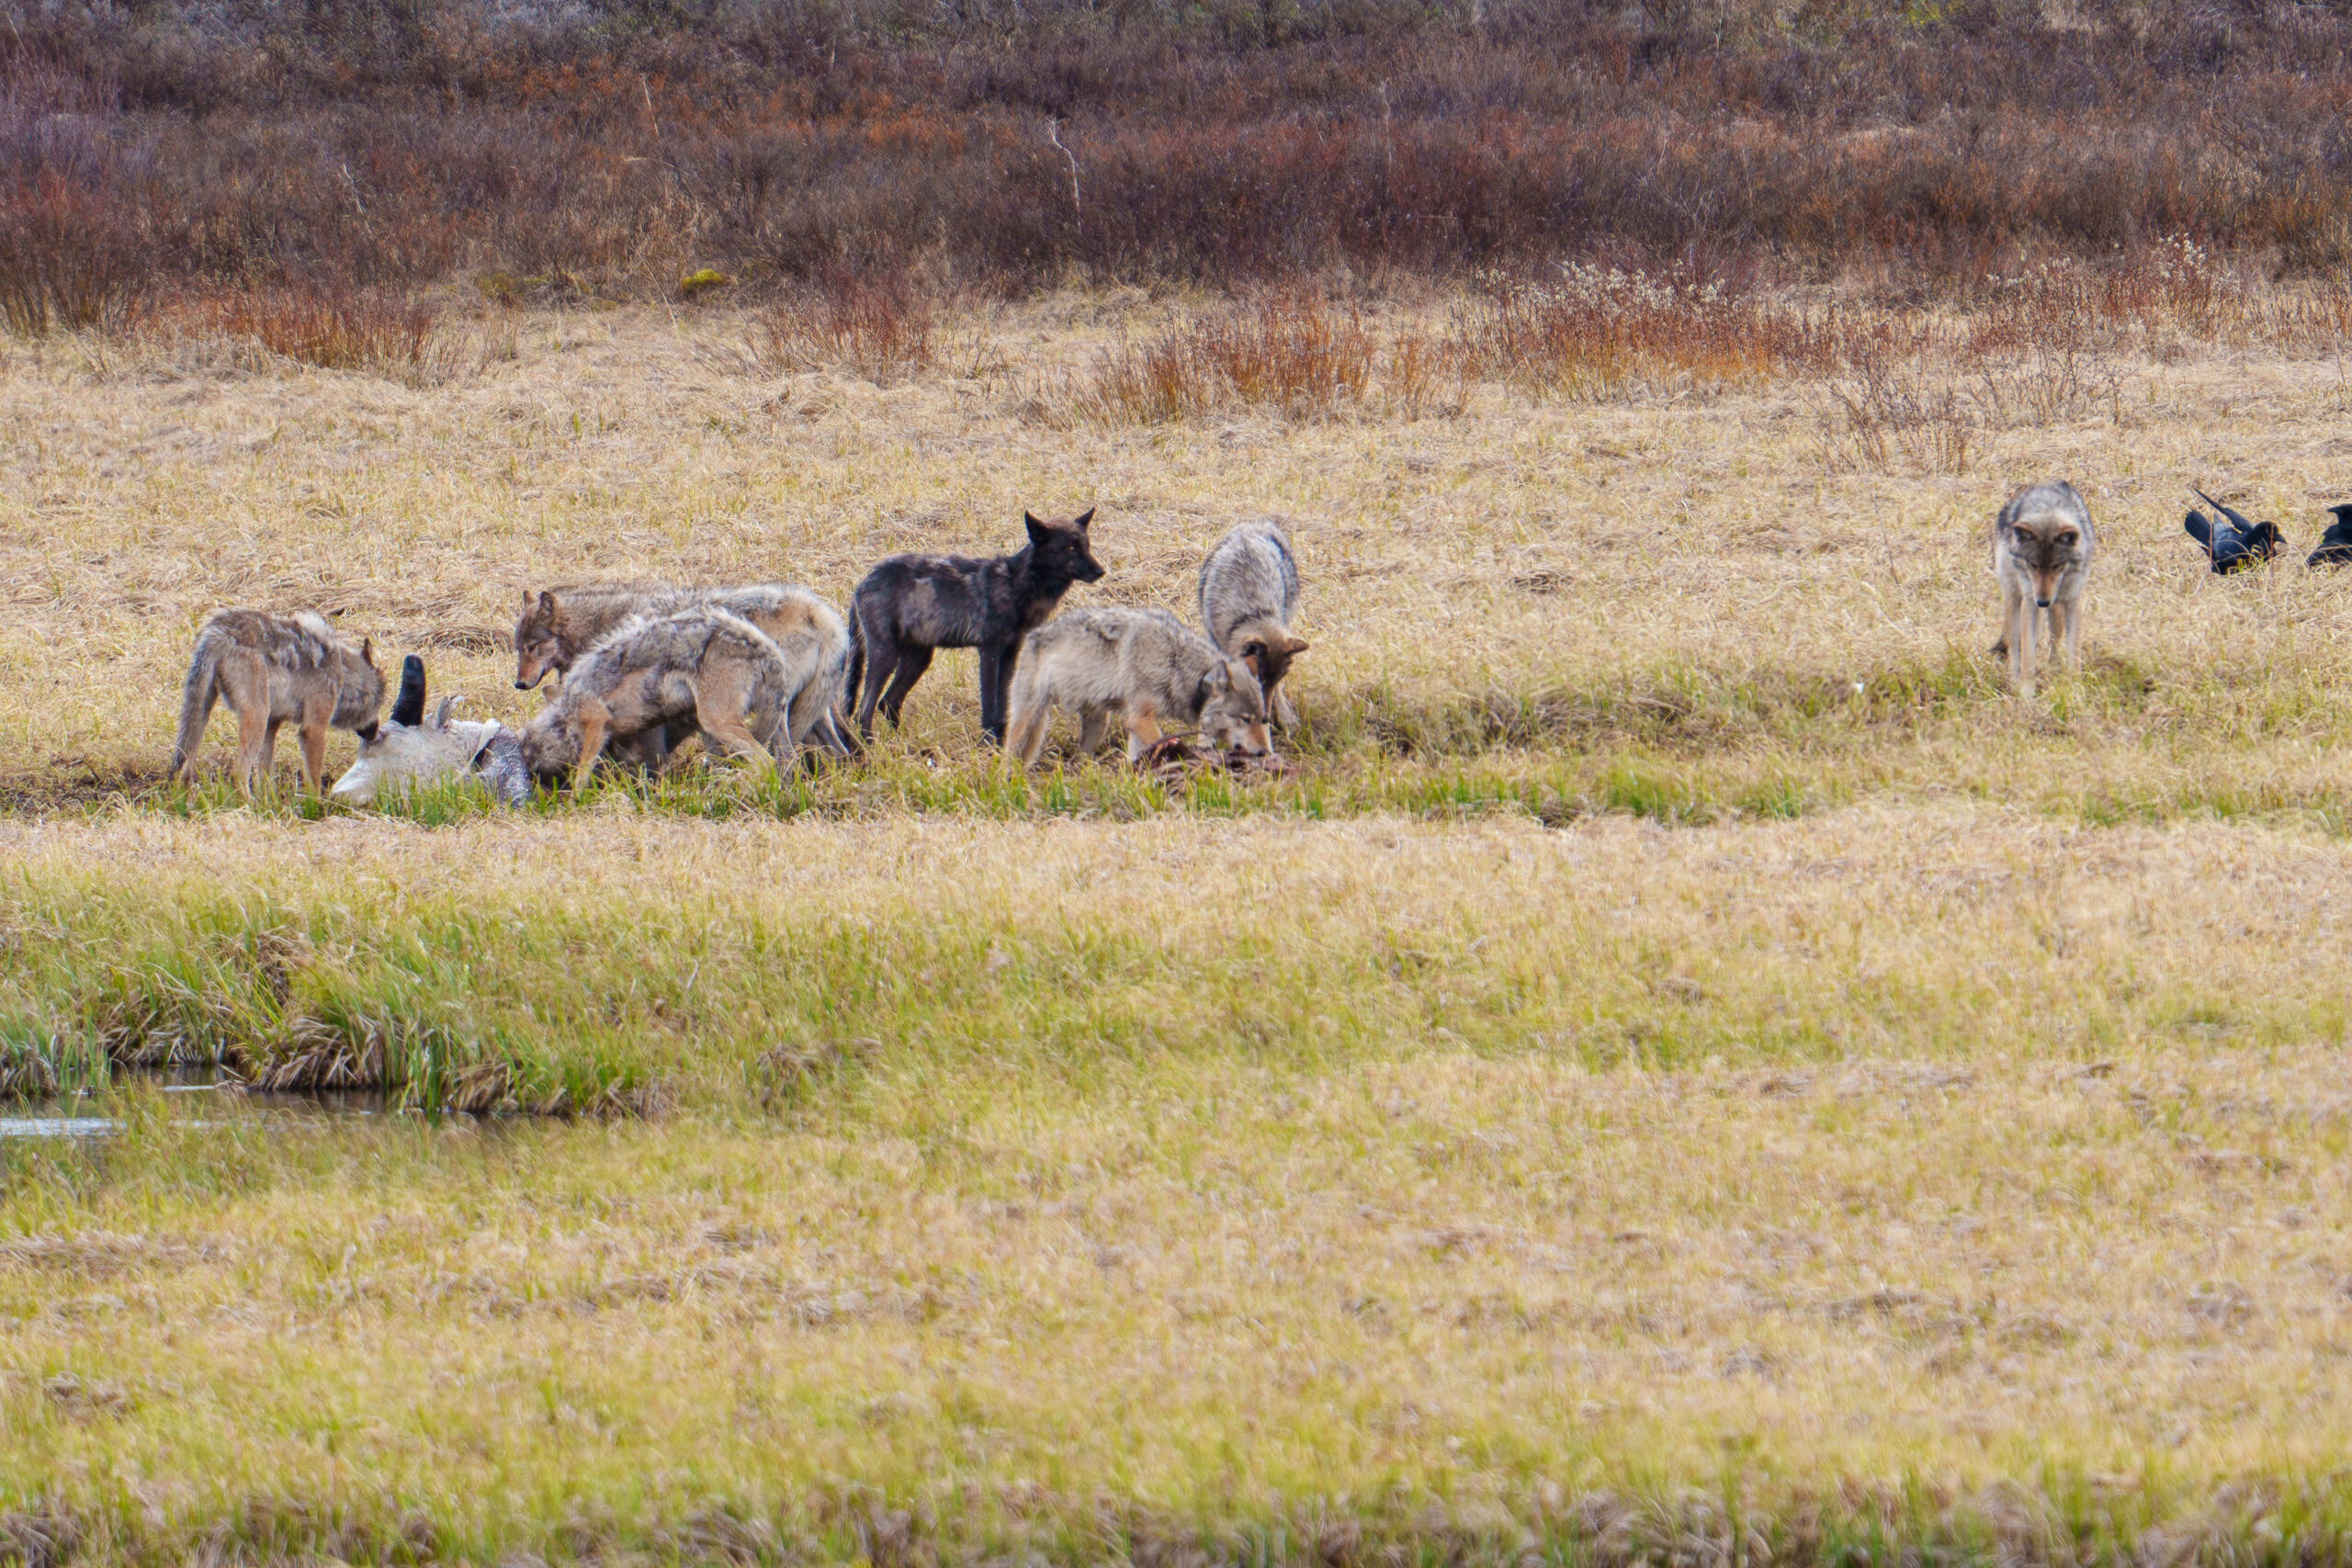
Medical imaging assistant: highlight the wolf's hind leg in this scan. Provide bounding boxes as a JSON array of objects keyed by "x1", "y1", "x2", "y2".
[
  {"x1": 695, "y1": 681, "x2": 779, "y2": 773},
  {"x1": 878, "y1": 645, "x2": 933, "y2": 729},
  {"x1": 854, "y1": 641, "x2": 898, "y2": 739},
  {"x1": 233, "y1": 708, "x2": 272, "y2": 798},
  {"x1": 1075, "y1": 706, "x2": 1112, "y2": 756},
  {"x1": 1005, "y1": 706, "x2": 1048, "y2": 767}
]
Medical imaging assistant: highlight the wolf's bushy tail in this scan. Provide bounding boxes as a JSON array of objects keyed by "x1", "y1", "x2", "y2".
[
  {"x1": 169, "y1": 629, "x2": 224, "y2": 780},
  {"x1": 842, "y1": 604, "x2": 865, "y2": 726}
]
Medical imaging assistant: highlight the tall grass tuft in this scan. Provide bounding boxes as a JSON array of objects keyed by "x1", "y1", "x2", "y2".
[
  {"x1": 1072, "y1": 292, "x2": 1374, "y2": 423},
  {"x1": 756, "y1": 276, "x2": 934, "y2": 386}
]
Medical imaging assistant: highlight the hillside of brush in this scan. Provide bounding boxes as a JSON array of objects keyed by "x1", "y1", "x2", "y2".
[{"x1": 8, "y1": 0, "x2": 2352, "y2": 324}]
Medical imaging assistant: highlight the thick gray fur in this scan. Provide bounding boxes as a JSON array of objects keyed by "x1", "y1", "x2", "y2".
[
  {"x1": 1196, "y1": 521, "x2": 1305, "y2": 728},
  {"x1": 1991, "y1": 480, "x2": 2096, "y2": 697},
  {"x1": 1004, "y1": 605, "x2": 1272, "y2": 765}
]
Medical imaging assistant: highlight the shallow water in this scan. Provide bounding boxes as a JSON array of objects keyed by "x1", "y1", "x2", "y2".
[
  {"x1": 0, "y1": 1117, "x2": 117, "y2": 1139},
  {"x1": 2, "y1": 1071, "x2": 395, "y2": 1139}
]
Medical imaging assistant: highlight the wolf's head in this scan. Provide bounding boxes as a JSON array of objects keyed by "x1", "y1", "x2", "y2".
[
  {"x1": 2004, "y1": 510, "x2": 2090, "y2": 608},
  {"x1": 517, "y1": 706, "x2": 581, "y2": 780},
  {"x1": 1196, "y1": 656, "x2": 1272, "y2": 757},
  {"x1": 332, "y1": 637, "x2": 386, "y2": 737},
  {"x1": 1024, "y1": 509, "x2": 1105, "y2": 586},
  {"x1": 514, "y1": 590, "x2": 570, "y2": 689}
]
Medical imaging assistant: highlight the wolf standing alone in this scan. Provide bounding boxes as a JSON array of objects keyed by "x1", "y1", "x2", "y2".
[
  {"x1": 170, "y1": 609, "x2": 387, "y2": 796},
  {"x1": 1991, "y1": 480, "x2": 2095, "y2": 697}
]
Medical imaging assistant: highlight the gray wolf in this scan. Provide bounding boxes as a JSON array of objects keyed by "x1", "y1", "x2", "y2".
[
  {"x1": 517, "y1": 607, "x2": 793, "y2": 789},
  {"x1": 846, "y1": 510, "x2": 1104, "y2": 742},
  {"x1": 1990, "y1": 481, "x2": 2095, "y2": 695},
  {"x1": 331, "y1": 656, "x2": 530, "y2": 807},
  {"x1": 513, "y1": 581, "x2": 855, "y2": 761},
  {"x1": 1196, "y1": 520, "x2": 1309, "y2": 728},
  {"x1": 170, "y1": 609, "x2": 386, "y2": 795},
  {"x1": 2184, "y1": 488, "x2": 2285, "y2": 573},
  {"x1": 2307, "y1": 504, "x2": 2352, "y2": 568},
  {"x1": 1003, "y1": 606, "x2": 1272, "y2": 767}
]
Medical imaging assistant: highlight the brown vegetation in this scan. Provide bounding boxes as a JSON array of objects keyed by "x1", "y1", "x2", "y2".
[{"x1": 9, "y1": 0, "x2": 2352, "y2": 328}]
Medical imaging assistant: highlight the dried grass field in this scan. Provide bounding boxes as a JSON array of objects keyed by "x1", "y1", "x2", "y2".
[{"x1": 5, "y1": 284, "x2": 2352, "y2": 1563}]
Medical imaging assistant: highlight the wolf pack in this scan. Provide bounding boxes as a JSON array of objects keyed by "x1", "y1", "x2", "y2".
[
  {"x1": 166, "y1": 477, "x2": 2343, "y2": 802},
  {"x1": 168, "y1": 511, "x2": 1309, "y2": 803}
]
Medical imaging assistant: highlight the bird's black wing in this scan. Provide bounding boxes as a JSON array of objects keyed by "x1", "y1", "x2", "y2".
[
  {"x1": 2185, "y1": 509, "x2": 2216, "y2": 552},
  {"x1": 2195, "y1": 486, "x2": 2257, "y2": 535}
]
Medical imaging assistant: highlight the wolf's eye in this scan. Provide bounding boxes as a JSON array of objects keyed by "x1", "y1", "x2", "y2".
[{"x1": 2056, "y1": 532, "x2": 2077, "y2": 547}]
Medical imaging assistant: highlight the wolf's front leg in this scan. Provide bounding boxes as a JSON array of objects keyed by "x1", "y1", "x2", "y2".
[
  {"x1": 1123, "y1": 703, "x2": 1165, "y2": 762},
  {"x1": 2055, "y1": 598, "x2": 2083, "y2": 668},
  {"x1": 978, "y1": 642, "x2": 1012, "y2": 743},
  {"x1": 298, "y1": 696, "x2": 334, "y2": 795},
  {"x1": 571, "y1": 704, "x2": 611, "y2": 792},
  {"x1": 2002, "y1": 581, "x2": 2033, "y2": 694}
]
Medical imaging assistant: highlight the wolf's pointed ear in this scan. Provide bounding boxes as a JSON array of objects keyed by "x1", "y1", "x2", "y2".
[
  {"x1": 1283, "y1": 635, "x2": 1309, "y2": 654},
  {"x1": 361, "y1": 637, "x2": 376, "y2": 667},
  {"x1": 1073, "y1": 508, "x2": 1095, "y2": 529},
  {"x1": 537, "y1": 590, "x2": 556, "y2": 615},
  {"x1": 428, "y1": 694, "x2": 461, "y2": 729},
  {"x1": 1024, "y1": 512, "x2": 1049, "y2": 545}
]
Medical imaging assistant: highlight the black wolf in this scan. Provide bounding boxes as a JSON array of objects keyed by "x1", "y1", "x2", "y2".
[{"x1": 845, "y1": 510, "x2": 1104, "y2": 741}]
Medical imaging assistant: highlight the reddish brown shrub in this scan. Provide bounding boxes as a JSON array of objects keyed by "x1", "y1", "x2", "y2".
[
  {"x1": 6, "y1": 1, "x2": 2352, "y2": 309},
  {"x1": 757, "y1": 276, "x2": 934, "y2": 385},
  {"x1": 1075, "y1": 293, "x2": 1375, "y2": 423}
]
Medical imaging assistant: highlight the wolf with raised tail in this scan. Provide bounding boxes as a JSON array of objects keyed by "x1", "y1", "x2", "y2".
[
  {"x1": 1990, "y1": 481, "x2": 2095, "y2": 697},
  {"x1": 1003, "y1": 606, "x2": 1272, "y2": 767},
  {"x1": 170, "y1": 609, "x2": 386, "y2": 796},
  {"x1": 1197, "y1": 520, "x2": 1308, "y2": 728}
]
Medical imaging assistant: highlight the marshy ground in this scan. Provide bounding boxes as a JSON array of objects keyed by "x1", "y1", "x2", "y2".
[{"x1": 4, "y1": 286, "x2": 2352, "y2": 1562}]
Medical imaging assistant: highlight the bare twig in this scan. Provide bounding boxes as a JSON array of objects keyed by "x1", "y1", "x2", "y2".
[{"x1": 1047, "y1": 118, "x2": 1081, "y2": 228}]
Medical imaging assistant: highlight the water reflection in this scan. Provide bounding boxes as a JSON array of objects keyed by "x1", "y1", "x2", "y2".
[{"x1": 3, "y1": 1068, "x2": 397, "y2": 1140}]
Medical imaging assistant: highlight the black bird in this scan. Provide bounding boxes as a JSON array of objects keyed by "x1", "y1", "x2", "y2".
[
  {"x1": 2185, "y1": 487, "x2": 2284, "y2": 573},
  {"x1": 2306, "y1": 503, "x2": 2352, "y2": 569}
]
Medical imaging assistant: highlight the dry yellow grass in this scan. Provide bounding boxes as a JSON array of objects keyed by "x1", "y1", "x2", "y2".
[
  {"x1": 5, "y1": 291, "x2": 2352, "y2": 1560},
  {"x1": 5, "y1": 809, "x2": 2352, "y2": 1560},
  {"x1": 3, "y1": 291, "x2": 2349, "y2": 815}
]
